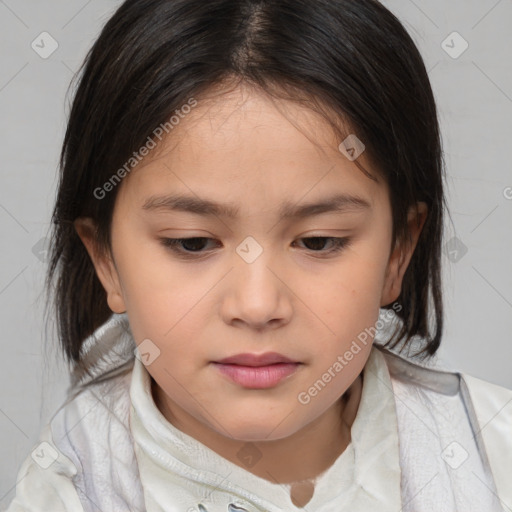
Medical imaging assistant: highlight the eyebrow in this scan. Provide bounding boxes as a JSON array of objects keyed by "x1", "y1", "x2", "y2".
[{"x1": 141, "y1": 192, "x2": 372, "y2": 219}]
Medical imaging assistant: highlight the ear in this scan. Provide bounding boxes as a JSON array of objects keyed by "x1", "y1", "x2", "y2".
[
  {"x1": 380, "y1": 202, "x2": 428, "y2": 307},
  {"x1": 74, "y1": 217, "x2": 127, "y2": 314}
]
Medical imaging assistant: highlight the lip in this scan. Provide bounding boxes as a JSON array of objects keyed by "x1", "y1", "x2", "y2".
[
  {"x1": 213, "y1": 362, "x2": 300, "y2": 389},
  {"x1": 215, "y1": 352, "x2": 297, "y2": 366},
  {"x1": 212, "y1": 352, "x2": 301, "y2": 389}
]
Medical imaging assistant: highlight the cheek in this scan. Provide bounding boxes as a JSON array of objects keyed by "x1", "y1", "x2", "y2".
[
  {"x1": 114, "y1": 239, "x2": 218, "y2": 356},
  {"x1": 110, "y1": 233, "x2": 176, "y2": 333},
  {"x1": 304, "y1": 246, "x2": 390, "y2": 349},
  {"x1": 318, "y1": 250, "x2": 388, "y2": 310}
]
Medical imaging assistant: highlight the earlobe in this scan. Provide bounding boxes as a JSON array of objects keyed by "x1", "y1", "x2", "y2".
[
  {"x1": 380, "y1": 202, "x2": 428, "y2": 307},
  {"x1": 74, "y1": 217, "x2": 127, "y2": 314}
]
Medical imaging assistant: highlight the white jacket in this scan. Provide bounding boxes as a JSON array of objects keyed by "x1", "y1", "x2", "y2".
[{"x1": 6, "y1": 313, "x2": 512, "y2": 511}]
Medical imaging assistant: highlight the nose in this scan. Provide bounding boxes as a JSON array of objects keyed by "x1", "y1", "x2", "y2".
[{"x1": 220, "y1": 247, "x2": 293, "y2": 330}]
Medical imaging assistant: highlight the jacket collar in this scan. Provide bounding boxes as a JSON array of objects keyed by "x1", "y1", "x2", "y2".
[
  {"x1": 69, "y1": 313, "x2": 511, "y2": 510},
  {"x1": 129, "y1": 342, "x2": 402, "y2": 511}
]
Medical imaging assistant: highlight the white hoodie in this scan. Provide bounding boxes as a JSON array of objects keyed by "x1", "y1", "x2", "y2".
[{"x1": 6, "y1": 313, "x2": 512, "y2": 511}]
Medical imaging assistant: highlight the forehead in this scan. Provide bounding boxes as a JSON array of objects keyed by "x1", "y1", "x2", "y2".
[
  {"x1": 166, "y1": 84, "x2": 346, "y2": 162},
  {"x1": 118, "y1": 84, "x2": 388, "y2": 215}
]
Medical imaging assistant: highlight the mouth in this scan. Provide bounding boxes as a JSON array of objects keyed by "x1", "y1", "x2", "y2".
[
  {"x1": 214, "y1": 351, "x2": 298, "y2": 366},
  {"x1": 212, "y1": 352, "x2": 302, "y2": 389}
]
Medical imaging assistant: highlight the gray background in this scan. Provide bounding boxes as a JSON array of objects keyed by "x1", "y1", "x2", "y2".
[{"x1": 0, "y1": 0, "x2": 511, "y2": 508}]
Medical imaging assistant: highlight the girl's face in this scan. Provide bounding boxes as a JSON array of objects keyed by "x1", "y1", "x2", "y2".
[{"x1": 78, "y1": 84, "x2": 425, "y2": 442}]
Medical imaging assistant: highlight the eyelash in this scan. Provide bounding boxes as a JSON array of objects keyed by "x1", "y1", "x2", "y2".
[{"x1": 159, "y1": 236, "x2": 351, "y2": 259}]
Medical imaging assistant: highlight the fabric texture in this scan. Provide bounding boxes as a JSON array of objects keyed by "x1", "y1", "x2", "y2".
[
  {"x1": 6, "y1": 313, "x2": 510, "y2": 512},
  {"x1": 129, "y1": 339, "x2": 401, "y2": 512}
]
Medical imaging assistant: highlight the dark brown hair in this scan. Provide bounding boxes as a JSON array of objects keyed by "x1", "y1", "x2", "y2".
[{"x1": 46, "y1": 0, "x2": 447, "y2": 373}]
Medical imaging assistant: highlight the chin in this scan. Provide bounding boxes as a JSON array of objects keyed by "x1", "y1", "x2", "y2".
[{"x1": 218, "y1": 418, "x2": 302, "y2": 443}]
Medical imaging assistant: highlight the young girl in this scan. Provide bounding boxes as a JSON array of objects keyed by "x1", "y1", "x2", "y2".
[{"x1": 7, "y1": 0, "x2": 512, "y2": 511}]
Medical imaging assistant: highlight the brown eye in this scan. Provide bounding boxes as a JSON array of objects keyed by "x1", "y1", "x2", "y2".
[
  {"x1": 295, "y1": 237, "x2": 351, "y2": 254},
  {"x1": 160, "y1": 237, "x2": 220, "y2": 255}
]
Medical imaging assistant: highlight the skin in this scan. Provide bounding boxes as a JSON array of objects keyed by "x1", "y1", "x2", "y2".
[{"x1": 75, "y1": 83, "x2": 427, "y2": 491}]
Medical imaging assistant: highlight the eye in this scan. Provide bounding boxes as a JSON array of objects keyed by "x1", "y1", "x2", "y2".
[
  {"x1": 159, "y1": 236, "x2": 351, "y2": 259},
  {"x1": 293, "y1": 237, "x2": 351, "y2": 254},
  {"x1": 159, "y1": 237, "x2": 219, "y2": 256}
]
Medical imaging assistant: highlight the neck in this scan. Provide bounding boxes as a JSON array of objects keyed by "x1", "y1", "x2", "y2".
[{"x1": 152, "y1": 373, "x2": 363, "y2": 485}]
